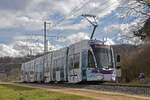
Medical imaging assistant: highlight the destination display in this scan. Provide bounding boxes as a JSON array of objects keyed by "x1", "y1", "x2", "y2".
[
  {"x1": 94, "y1": 45, "x2": 108, "y2": 48},
  {"x1": 88, "y1": 40, "x2": 105, "y2": 45}
]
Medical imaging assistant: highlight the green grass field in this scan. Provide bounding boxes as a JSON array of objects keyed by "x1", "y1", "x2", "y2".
[{"x1": 0, "y1": 84, "x2": 96, "y2": 100}]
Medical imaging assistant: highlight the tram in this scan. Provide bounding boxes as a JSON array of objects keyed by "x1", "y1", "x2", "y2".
[{"x1": 21, "y1": 39, "x2": 119, "y2": 83}]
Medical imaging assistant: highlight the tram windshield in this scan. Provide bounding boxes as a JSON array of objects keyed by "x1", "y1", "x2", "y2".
[{"x1": 92, "y1": 45, "x2": 112, "y2": 68}]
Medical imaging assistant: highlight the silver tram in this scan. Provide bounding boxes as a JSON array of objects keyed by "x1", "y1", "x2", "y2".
[{"x1": 21, "y1": 40, "x2": 118, "y2": 83}]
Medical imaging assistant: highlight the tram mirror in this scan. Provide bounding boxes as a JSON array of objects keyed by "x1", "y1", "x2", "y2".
[{"x1": 117, "y1": 55, "x2": 120, "y2": 62}]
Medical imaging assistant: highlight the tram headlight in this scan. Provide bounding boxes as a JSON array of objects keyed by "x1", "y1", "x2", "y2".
[
  {"x1": 111, "y1": 71, "x2": 116, "y2": 81},
  {"x1": 102, "y1": 66, "x2": 109, "y2": 70}
]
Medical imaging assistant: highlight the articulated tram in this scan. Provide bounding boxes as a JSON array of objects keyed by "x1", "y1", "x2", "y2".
[{"x1": 21, "y1": 40, "x2": 119, "y2": 83}]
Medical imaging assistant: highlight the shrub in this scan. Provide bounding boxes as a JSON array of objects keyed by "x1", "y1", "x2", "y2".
[{"x1": 121, "y1": 40, "x2": 150, "y2": 82}]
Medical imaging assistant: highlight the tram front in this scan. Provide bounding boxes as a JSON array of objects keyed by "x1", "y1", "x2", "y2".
[{"x1": 86, "y1": 40, "x2": 116, "y2": 82}]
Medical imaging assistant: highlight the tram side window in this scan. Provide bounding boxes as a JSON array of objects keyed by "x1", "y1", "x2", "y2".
[
  {"x1": 88, "y1": 51, "x2": 95, "y2": 68},
  {"x1": 62, "y1": 57, "x2": 65, "y2": 70},
  {"x1": 69, "y1": 56, "x2": 74, "y2": 70},
  {"x1": 30, "y1": 71, "x2": 34, "y2": 74},
  {"x1": 59, "y1": 58, "x2": 61, "y2": 71},
  {"x1": 74, "y1": 53, "x2": 80, "y2": 69},
  {"x1": 60, "y1": 57, "x2": 64, "y2": 79},
  {"x1": 53, "y1": 60, "x2": 56, "y2": 71},
  {"x1": 56, "y1": 59, "x2": 59, "y2": 71},
  {"x1": 60, "y1": 57, "x2": 64, "y2": 70},
  {"x1": 53, "y1": 60, "x2": 56, "y2": 80},
  {"x1": 82, "y1": 51, "x2": 88, "y2": 67}
]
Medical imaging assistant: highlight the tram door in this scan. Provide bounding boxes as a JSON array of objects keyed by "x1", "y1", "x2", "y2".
[
  {"x1": 52, "y1": 60, "x2": 56, "y2": 81},
  {"x1": 82, "y1": 51, "x2": 88, "y2": 81}
]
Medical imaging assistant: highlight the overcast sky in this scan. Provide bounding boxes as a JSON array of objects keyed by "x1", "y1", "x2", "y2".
[{"x1": 0, "y1": 0, "x2": 144, "y2": 57}]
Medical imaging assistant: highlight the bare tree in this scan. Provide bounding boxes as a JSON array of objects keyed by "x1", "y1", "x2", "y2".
[{"x1": 119, "y1": 0, "x2": 150, "y2": 40}]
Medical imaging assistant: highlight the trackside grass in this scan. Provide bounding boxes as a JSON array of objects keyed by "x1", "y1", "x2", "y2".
[{"x1": 0, "y1": 84, "x2": 96, "y2": 100}]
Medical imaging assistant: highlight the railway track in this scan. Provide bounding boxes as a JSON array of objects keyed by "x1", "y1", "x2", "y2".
[{"x1": 17, "y1": 82, "x2": 150, "y2": 97}]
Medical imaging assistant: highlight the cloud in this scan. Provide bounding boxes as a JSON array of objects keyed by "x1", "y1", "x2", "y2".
[
  {"x1": 118, "y1": 0, "x2": 150, "y2": 18},
  {"x1": 0, "y1": 0, "x2": 122, "y2": 57},
  {"x1": 0, "y1": 44, "x2": 21, "y2": 57},
  {"x1": 104, "y1": 15, "x2": 146, "y2": 35},
  {"x1": 0, "y1": 0, "x2": 120, "y2": 30},
  {"x1": 65, "y1": 0, "x2": 119, "y2": 17},
  {"x1": 0, "y1": 11, "x2": 44, "y2": 30},
  {"x1": 0, "y1": 0, "x2": 29, "y2": 11},
  {"x1": 103, "y1": 16, "x2": 146, "y2": 45},
  {"x1": 0, "y1": 32, "x2": 89, "y2": 57},
  {"x1": 13, "y1": 35, "x2": 43, "y2": 41},
  {"x1": 104, "y1": 38, "x2": 115, "y2": 45},
  {"x1": 56, "y1": 32, "x2": 90, "y2": 44},
  {"x1": 0, "y1": 39, "x2": 64, "y2": 57},
  {"x1": 54, "y1": 19, "x2": 89, "y2": 30}
]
